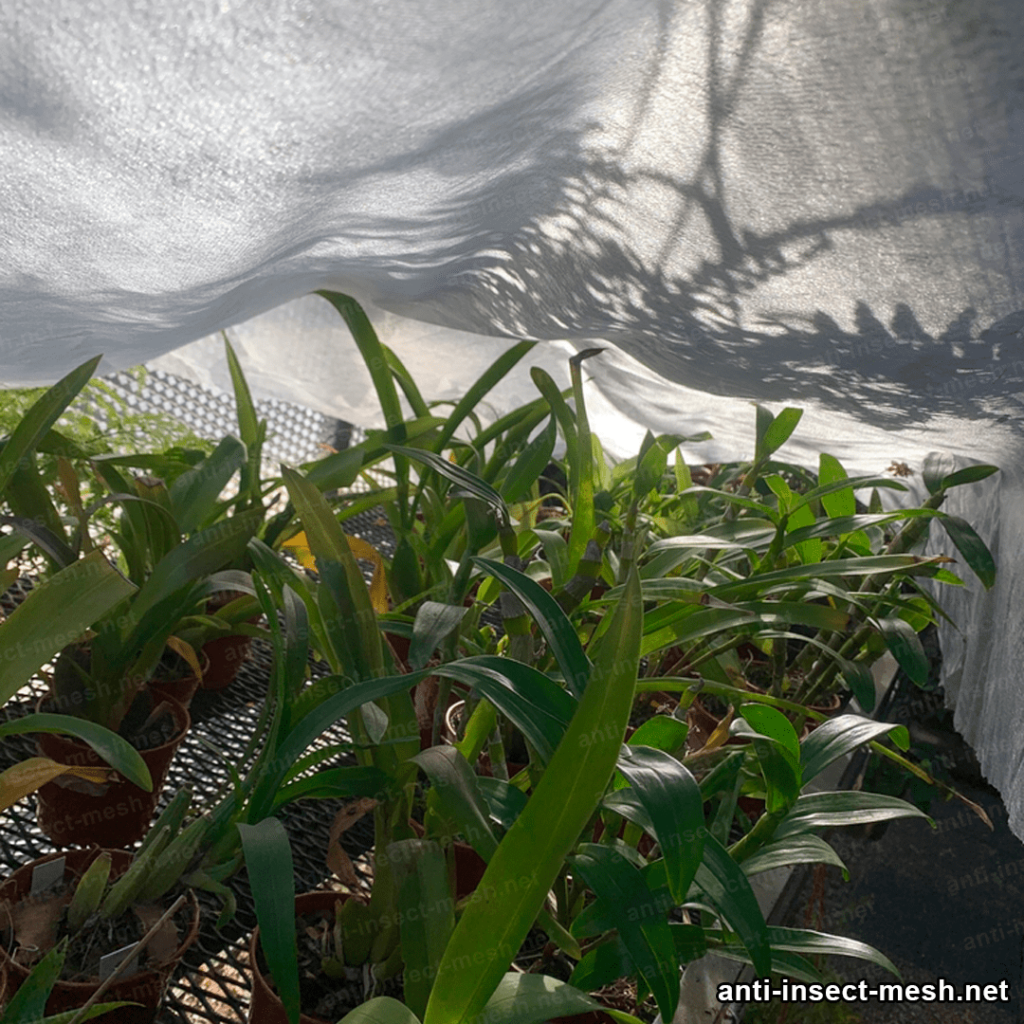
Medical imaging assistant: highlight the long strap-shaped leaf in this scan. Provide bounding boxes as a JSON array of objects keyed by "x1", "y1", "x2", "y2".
[
  {"x1": 473, "y1": 556, "x2": 590, "y2": 699},
  {"x1": 423, "y1": 567, "x2": 643, "y2": 1024},
  {"x1": 338, "y1": 976, "x2": 645, "y2": 1024},
  {"x1": 0, "y1": 550, "x2": 137, "y2": 702},
  {"x1": 0, "y1": 355, "x2": 100, "y2": 496},
  {"x1": 238, "y1": 819, "x2": 300, "y2": 1024},
  {"x1": 0, "y1": 714, "x2": 151, "y2": 791}
]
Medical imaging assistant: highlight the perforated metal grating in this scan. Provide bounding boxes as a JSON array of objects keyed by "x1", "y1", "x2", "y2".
[
  {"x1": 100, "y1": 365, "x2": 361, "y2": 476},
  {"x1": 0, "y1": 576, "x2": 377, "y2": 1023},
  {"x1": 0, "y1": 368, "x2": 382, "y2": 1022}
]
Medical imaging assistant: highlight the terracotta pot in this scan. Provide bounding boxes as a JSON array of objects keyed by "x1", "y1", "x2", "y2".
[
  {"x1": 248, "y1": 891, "x2": 352, "y2": 1024},
  {"x1": 34, "y1": 696, "x2": 190, "y2": 848},
  {"x1": 149, "y1": 651, "x2": 209, "y2": 709},
  {"x1": 200, "y1": 591, "x2": 258, "y2": 690},
  {"x1": 0, "y1": 848, "x2": 200, "y2": 1024}
]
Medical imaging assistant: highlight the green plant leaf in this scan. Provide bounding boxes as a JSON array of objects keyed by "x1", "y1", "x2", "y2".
[
  {"x1": 733, "y1": 716, "x2": 802, "y2": 815},
  {"x1": 776, "y1": 791, "x2": 932, "y2": 836},
  {"x1": 283, "y1": 466, "x2": 383, "y2": 679},
  {"x1": 765, "y1": 926, "x2": 901, "y2": 978},
  {"x1": 839, "y1": 658, "x2": 879, "y2": 713},
  {"x1": 390, "y1": 838, "x2": 456, "y2": 1019},
  {"x1": 873, "y1": 616, "x2": 929, "y2": 686},
  {"x1": 0, "y1": 713, "x2": 152, "y2": 791},
  {"x1": 709, "y1": 554, "x2": 944, "y2": 602},
  {"x1": 818, "y1": 454, "x2": 855, "y2": 518},
  {"x1": 569, "y1": 843, "x2": 680, "y2": 1021},
  {"x1": 500, "y1": 415, "x2": 557, "y2": 504},
  {"x1": 431, "y1": 340, "x2": 536, "y2": 456},
  {"x1": 473, "y1": 556, "x2": 589, "y2": 699},
  {"x1": 271, "y1": 766, "x2": 389, "y2": 811},
  {"x1": 386, "y1": 444, "x2": 508, "y2": 525},
  {"x1": 616, "y1": 745, "x2": 705, "y2": 903},
  {"x1": 412, "y1": 746, "x2": 499, "y2": 859},
  {"x1": 0, "y1": 355, "x2": 101, "y2": 496},
  {"x1": 475, "y1": 776, "x2": 529, "y2": 829},
  {"x1": 248, "y1": 668, "x2": 429, "y2": 821},
  {"x1": 627, "y1": 715, "x2": 689, "y2": 753},
  {"x1": 923, "y1": 452, "x2": 956, "y2": 495},
  {"x1": 694, "y1": 835, "x2": 771, "y2": 977},
  {"x1": 937, "y1": 514, "x2": 996, "y2": 589},
  {"x1": 795, "y1": 475, "x2": 908, "y2": 507},
  {"x1": 383, "y1": 344, "x2": 431, "y2": 418},
  {"x1": 423, "y1": 567, "x2": 643, "y2": 1024},
  {"x1": 569, "y1": 934, "x2": 634, "y2": 994},
  {"x1": 800, "y1": 716, "x2": 909, "y2": 783},
  {"x1": 940, "y1": 464, "x2": 1000, "y2": 489},
  {"x1": 130, "y1": 508, "x2": 262, "y2": 622},
  {"x1": 532, "y1": 527, "x2": 570, "y2": 591},
  {"x1": 0, "y1": 550, "x2": 137, "y2": 703},
  {"x1": 760, "y1": 407, "x2": 803, "y2": 456},
  {"x1": 739, "y1": 705, "x2": 800, "y2": 763},
  {"x1": 238, "y1": 818, "x2": 300, "y2": 1024},
  {"x1": 432, "y1": 656, "x2": 575, "y2": 763},
  {"x1": 468, "y1": 973, "x2": 645, "y2": 1024},
  {"x1": 641, "y1": 607, "x2": 758, "y2": 659},
  {"x1": 224, "y1": 335, "x2": 261, "y2": 449},
  {"x1": 741, "y1": 834, "x2": 849, "y2": 879},
  {"x1": 2, "y1": 937, "x2": 68, "y2": 1021},
  {"x1": 0, "y1": 512, "x2": 77, "y2": 569},
  {"x1": 782, "y1": 512, "x2": 909, "y2": 546},
  {"x1": 409, "y1": 601, "x2": 467, "y2": 671},
  {"x1": 169, "y1": 434, "x2": 246, "y2": 533},
  {"x1": 337, "y1": 999, "x2": 422, "y2": 1024},
  {"x1": 303, "y1": 415, "x2": 445, "y2": 491}
]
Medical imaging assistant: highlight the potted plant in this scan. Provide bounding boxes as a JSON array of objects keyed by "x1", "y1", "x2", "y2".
[
  {"x1": 1, "y1": 366, "x2": 161, "y2": 828},
  {"x1": 0, "y1": 940, "x2": 139, "y2": 1022},
  {"x1": 0, "y1": 839, "x2": 201, "y2": 1023},
  {"x1": 240, "y1": 546, "x2": 926, "y2": 1024},
  {"x1": 1, "y1": 356, "x2": 271, "y2": 844}
]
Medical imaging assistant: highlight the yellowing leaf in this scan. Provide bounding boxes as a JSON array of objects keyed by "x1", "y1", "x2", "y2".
[
  {"x1": 344, "y1": 534, "x2": 390, "y2": 615},
  {"x1": 704, "y1": 706, "x2": 736, "y2": 753},
  {"x1": 0, "y1": 757, "x2": 117, "y2": 812},
  {"x1": 283, "y1": 530, "x2": 318, "y2": 571},
  {"x1": 166, "y1": 635, "x2": 203, "y2": 682},
  {"x1": 284, "y1": 530, "x2": 390, "y2": 614}
]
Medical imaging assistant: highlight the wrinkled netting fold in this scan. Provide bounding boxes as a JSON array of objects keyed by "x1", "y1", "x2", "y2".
[{"x1": 2, "y1": 0, "x2": 1023, "y2": 832}]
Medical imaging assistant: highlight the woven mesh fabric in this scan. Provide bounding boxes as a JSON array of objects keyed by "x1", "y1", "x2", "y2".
[{"x1": 2, "y1": 1, "x2": 1024, "y2": 832}]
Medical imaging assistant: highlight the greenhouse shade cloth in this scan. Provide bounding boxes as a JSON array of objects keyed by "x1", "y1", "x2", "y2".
[{"x1": 2, "y1": 1, "x2": 1024, "y2": 833}]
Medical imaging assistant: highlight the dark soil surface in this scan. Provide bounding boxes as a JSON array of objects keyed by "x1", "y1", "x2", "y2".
[{"x1": 118, "y1": 692, "x2": 178, "y2": 750}]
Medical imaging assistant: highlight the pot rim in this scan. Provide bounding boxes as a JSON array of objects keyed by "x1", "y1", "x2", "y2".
[
  {"x1": 0, "y1": 847, "x2": 200, "y2": 990},
  {"x1": 34, "y1": 692, "x2": 191, "y2": 755},
  {"x1": 248, "y1": 890, "x2": 356, "y2": 1024}
]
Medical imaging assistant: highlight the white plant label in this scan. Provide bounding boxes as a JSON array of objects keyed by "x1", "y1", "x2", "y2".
[
  {"x1": 30, "y1": 857, "x2": 65, "y2": 895},
  {"x1": 99, "y1": 943, "x2": 140, "y2": 981}
]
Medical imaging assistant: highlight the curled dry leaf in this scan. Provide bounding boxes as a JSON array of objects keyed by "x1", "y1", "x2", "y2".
[
  {"x1": 165, "y1": 635, "x2": 204, "y2": 683},
  {"x1": 326, "y1": 798, "x2": 378, "y2": 886},
  {"x1": 134, "y1": 903, "x2": 181, "y2": 964},
  {"x1": 5, "y1": 890, "x2": 68, "y2": 965}
]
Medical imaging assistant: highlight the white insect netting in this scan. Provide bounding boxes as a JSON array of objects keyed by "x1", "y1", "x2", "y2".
[{"x1": 2, "y1": 1, "x2": 1023, "y2": 833}]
